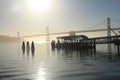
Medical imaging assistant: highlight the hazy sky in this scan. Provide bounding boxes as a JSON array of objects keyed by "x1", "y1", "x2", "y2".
[{"x1": 0, "y1": 0, "x2": 120, "y2": 37}]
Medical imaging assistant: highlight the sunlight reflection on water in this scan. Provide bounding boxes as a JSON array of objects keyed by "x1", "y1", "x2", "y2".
[{"x1": 36, "y1": 65, "x2": 46, "y2": 80}]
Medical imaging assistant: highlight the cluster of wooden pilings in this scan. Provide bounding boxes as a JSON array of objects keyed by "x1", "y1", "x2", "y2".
[
  {"x1": 22, "y1": 41, "x2": 35, "y2": 55},
  {"x1": 51, "y1": 39, "x2": 96, "y2": 54}
]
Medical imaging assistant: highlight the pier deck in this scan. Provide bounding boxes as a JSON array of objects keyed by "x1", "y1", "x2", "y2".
[{"x1": 51, "y1": 35, "x2": 120, "y2": 55}]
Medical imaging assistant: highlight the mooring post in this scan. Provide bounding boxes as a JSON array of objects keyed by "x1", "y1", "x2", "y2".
[{"x1": 79, "y1": 42, "x2": 82, "y2": 52}]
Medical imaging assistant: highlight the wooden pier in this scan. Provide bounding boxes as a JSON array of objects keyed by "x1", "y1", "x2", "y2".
[{"x1": 51, "y1": 35, "x2": 120, "y2": 55}]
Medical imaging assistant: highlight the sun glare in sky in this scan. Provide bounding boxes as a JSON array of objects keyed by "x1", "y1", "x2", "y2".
[{"x1": 26, "y1": 0, "x2": 51, "y2": 12}]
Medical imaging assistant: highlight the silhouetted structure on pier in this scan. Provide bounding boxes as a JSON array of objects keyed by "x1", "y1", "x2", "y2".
[
  {"x1": 51, "y1": 34, "x2": 96, "y2": 54},
  {"x1": 52, "y1": 34, "x2": 120, "y2": 55}
]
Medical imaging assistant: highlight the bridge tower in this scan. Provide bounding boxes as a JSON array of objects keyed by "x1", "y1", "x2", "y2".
[
  {"x1": 107, "y1": 17, "x2": 111, "y2": 54},
  {"x1": 17, "y1": 32, "x2": 20, "y2": 42},
  {"x1": 17, "y1": 32, "x2": 20, "y2": 38},
  {"x1": 46, "y1": 27, "x2": 50, "y2": 41},
  {"x1": 107, "y1": 18, "x2": 111, "y2": 37}
]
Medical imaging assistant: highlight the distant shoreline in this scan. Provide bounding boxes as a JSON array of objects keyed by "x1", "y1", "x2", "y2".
[{"x1": 0, "y1": 35, "x2": 23, "y2": 42}]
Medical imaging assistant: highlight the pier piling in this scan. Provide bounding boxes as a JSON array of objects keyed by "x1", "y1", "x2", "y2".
[
  {"x1": 118, "y1": 45, "x2": 120, "y2": 56},
  {"x1": 93, "y1": 39, "x2": 96, "y2": 54}
]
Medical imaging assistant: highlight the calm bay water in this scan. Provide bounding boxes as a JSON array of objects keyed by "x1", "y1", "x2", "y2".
[{"x1": 0, "y1": 42, "x2": 120, "y2": 80}]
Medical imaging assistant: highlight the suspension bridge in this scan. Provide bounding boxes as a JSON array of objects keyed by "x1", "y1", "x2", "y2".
[{"x1": 18, "y1": 18, "x2": 120, "y2": 41}]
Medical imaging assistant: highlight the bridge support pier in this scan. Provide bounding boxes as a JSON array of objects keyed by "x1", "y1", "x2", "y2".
[
  {"x1": 46, "y1": 27, "x2": 50, "y2": 41},
  {"x1": 107, "y1": 17, "x2": 112, "y2": 54},
  {"x1": 90, "y1": 39, "x2": 96, "y2": 55}
]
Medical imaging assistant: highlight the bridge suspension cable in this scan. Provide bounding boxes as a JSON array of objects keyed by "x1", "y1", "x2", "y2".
[
  {"x1": 87, "y1": 18, "x2": 106, "y2": 29},
  {"x1": 111, "y1": 18, "x2": 120, "y2": 22}
]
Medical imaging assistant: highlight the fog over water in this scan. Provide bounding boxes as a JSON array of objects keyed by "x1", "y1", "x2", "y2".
[{"x1": 0, "y1": 42, "x2": 120, "y2": 80}]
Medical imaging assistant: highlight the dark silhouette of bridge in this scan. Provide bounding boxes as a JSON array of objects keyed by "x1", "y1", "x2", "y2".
[{"x1": 20, "y1": 28, "x2": 120, "y2": 37}]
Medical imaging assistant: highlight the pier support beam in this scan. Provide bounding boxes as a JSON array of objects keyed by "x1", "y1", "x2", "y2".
[
  {"x1": 117, "y1": 45, "x2": 120, "y2": 56},
  {"x1": 90, "y1": 40, "x2": 93, "y2": 54},
  {"x1": 93, "y1": 39, "x2": 96, "y2": 54}
]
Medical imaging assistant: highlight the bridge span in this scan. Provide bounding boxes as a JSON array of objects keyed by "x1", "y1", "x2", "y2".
[{"x1": 20, "y1": 28, "x2": 120, "y2": 38}]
